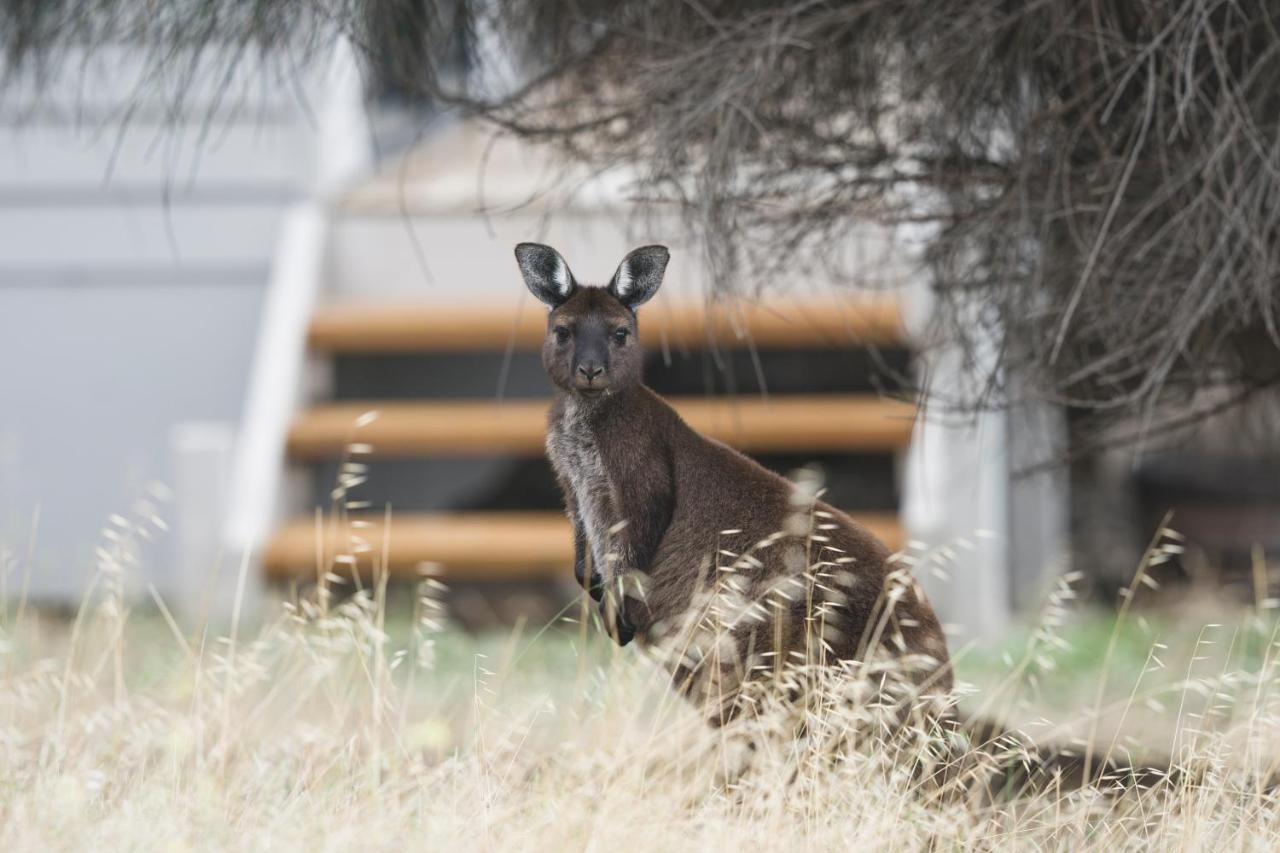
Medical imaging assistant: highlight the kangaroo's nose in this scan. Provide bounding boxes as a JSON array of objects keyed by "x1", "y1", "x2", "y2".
[{"x1": 577, "y1": 364, "x2": 604, "y2": 381}]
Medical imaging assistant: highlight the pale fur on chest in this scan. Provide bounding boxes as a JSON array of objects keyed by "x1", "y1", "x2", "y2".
[{"x1": 547, "y1": 400, "x2": 618, "y2": 575}]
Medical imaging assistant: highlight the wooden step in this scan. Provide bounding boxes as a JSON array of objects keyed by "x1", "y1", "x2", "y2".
[
  {"x1": 286, "y1": 396, "x2": 917, "y2": 459},
  {"x1": 307, "y1": 296, "x2": 905, "y2": 353},
  {"x1": 262, "y1": 511, "x2": 905, "y2": 580}
]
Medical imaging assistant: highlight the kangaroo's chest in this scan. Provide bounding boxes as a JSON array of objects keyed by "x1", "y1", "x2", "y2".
[{"x1": 547, "y1": 408, "x2": 616, "y2": 570}]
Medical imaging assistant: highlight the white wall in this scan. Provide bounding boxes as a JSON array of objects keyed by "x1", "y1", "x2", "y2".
[
  {"x1": 0, "y1": 285, "x2": 262, "y2": 598},
  {"x1": 0, "y1": 47, "x2": 334, "y2": 603}
]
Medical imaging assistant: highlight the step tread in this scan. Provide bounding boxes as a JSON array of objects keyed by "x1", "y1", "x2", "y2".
[
  {"x1": 262, "y1": 510, "x2": 905, "y2": 580},
  {"x1": 287, "y1": 395, "x2": 917, "y2": 458},
  {"x1": 308, "y1": 297, "x2": 906, "y2": 353}
]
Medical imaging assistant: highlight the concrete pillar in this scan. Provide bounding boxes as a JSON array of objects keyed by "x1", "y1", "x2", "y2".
[
  {"x1": 903, "y1": 389, "x2": 1013, "y2": 643},
  {"x1": 170, "y1": 421, "x2": 257, "y2": 626},
  {"x1": 1007, "y1": 399, "x2": 1071, "y2": 611},
  {"x1": 900, "y1": 325, "x2": 1070, "y2": 640},
  {"x1": 899, "y1": 274, "x2": 1013, "y2": 643}
]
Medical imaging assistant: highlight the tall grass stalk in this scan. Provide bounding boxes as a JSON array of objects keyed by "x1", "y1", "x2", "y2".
[{"x1": 2, "y1": 544, "x2": 1279, "y2": 849}]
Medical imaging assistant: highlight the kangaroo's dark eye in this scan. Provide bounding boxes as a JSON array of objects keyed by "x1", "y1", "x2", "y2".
[
  {"x1": 553, "y1": 326, "x2": 571, "y2": 344},
  {"x1": 613, "y1": 328, "x2": 629, "y2": 345}
]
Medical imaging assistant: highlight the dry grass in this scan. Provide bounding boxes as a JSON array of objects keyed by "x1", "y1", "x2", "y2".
[
  {"x1": 3, "y1": 552, "x2": 1280, "y2": 851},
  {"x1": 2, "y1": 490, "x2": 1279, "y2": 849}
]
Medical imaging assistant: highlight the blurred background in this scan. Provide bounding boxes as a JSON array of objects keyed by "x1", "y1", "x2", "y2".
[{"x1": 0, "y1": 2, "x2": 1276, "y2": 650}]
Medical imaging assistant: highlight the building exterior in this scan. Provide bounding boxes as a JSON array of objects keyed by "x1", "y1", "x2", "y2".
[
  {"x1": 0, "y1": 45, "x2": 365, "y2": 603},
  {"x1": 0, "y1": 40, "x2": 1068, "y2": 643}
]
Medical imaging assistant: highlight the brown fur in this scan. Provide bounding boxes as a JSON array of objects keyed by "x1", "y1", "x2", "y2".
[
  {"x1": 517, "y1": 243, "x2": 952, "y2": 724},
  {"x1": 516, "y1": 245, "x2": 1200, "y2": 799}
]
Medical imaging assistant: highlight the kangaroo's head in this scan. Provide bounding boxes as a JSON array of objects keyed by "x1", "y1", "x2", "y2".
[{"x1": 515, "y1": 243, "x2": 669, "y2": 397}]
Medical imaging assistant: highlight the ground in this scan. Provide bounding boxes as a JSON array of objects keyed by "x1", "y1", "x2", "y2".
[{"x1": 1, "y1": 578, "x2": 1279, "y2": 850}]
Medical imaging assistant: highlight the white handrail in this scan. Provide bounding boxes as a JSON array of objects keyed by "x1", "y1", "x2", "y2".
[
  {"x1": 221, "y1": 203, "x2": 328, "y2": 574},
  {"x1": 218, "y1": 40, "x2": 370, "y2": 612}
]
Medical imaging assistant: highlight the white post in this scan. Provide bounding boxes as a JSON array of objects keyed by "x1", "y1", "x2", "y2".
[
  {"x1": 170, "y1": 422, "x2": 247, "y2": 624},
  {"x1": 1007, "y1": 398, "x2": 1071, "y2": 611},
  {"x1": 903, "y1": 398, "x2": 1013, "y2": 643},
  {"x1": 222, "y1": 204, "x2": 328, "y2": 572},
  {"x1": 313, "y1": 38, "x2": 374, "y2": 198},
  {"x1": 900, "y1": 278, "x2": 1013, "y2": 643}
]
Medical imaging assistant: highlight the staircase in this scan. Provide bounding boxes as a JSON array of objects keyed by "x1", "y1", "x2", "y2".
[{"x1": 261, "y1": 297, "x2": 917, "y2": 582}]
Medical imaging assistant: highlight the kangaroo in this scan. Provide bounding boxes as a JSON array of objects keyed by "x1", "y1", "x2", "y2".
[
  {"x1": 515, "y1": 242, "x2": 952, "y2": 724},
  {"x1": 514, "y1": 242, "x2": 1204, "y2": 799}
]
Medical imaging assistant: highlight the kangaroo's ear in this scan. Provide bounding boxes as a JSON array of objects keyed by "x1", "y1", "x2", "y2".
[
  {"x1": 515, "y1": 242, "x2": 578, "y2": 307},
  {"x1": 609, "y1": 245, "x2": 669, "y2": 308}
]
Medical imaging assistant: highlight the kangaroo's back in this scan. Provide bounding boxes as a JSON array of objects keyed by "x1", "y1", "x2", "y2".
[{"x1": 626, "y1": 386, "x2": 952, "y2": 719}]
